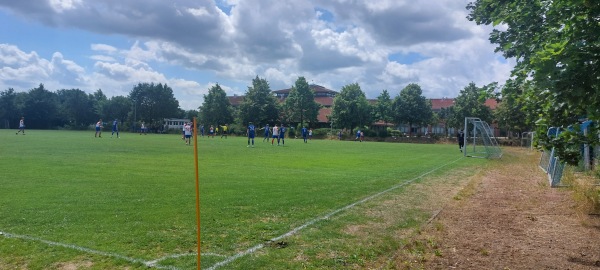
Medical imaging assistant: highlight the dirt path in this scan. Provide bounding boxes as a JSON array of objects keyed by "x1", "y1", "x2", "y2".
[{"x1": 392, "y1": 148, "x2": 600, "y2": 269}]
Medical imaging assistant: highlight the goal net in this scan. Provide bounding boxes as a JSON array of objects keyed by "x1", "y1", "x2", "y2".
[{"x1": 463, "y1": 117, "x2": 502, "y2": 159}]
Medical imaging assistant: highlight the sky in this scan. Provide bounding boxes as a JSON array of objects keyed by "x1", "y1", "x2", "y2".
[{"x1": 0, "y1": 0, "x2": 514, "y2": 110}]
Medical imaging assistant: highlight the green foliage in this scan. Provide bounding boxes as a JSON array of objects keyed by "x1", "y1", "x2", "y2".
[
  {"x1": 0, "y1": 88, "x2": 22, "y2": 127},
  {"x1": 22, "y1": 84, "x2": 60, "y2": 129},
  {"x1": 393, "y1": 83, "x2": 433, "y2": 136},
  {"x1": 373, "y1": 90, "x2": 393, "y2": 124},
  {"x1": 238, "y1": 76, "x2": 280, "y2": 126},
  {"x1": 494, "y1": 79, "x2": 532, "y2": 137},
  {"x1": 447, "y1": 82, "x2": 495, "y2": 129},
  {"x1": 199, "y1": 83, "x2": 234, "y2": 126},
  {"x1": 282, "y1": 77, "x2": 321, "y2": 126},
  {"x1": 330, "y1": 83, "x2": 372, "y2": 131},
  {"x1": 467, "y1": 0, "x2": 600, "y2": 163},
  {"x1": 128, "y1": 82, "x2": 181, "y2": 127}
]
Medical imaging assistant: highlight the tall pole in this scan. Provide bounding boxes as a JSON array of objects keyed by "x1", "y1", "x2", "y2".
[{"x1": 193, "y1": 117, "x2": 201, "y2": 269}]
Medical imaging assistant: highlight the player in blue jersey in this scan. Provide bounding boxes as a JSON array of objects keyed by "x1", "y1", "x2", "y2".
[
  {"x1": 262, "y1": 124, "x2": 270, "y2": 142},
  {"x1": 111, "y1": 119, "x2": 120, "y2": 138},
  {"x1": 301, "y1": 126, "x2": 308, "y2": 143},
  {"x1": 247, "y1": 122, "x2": 256, "y2": 147},
  {"x1": 279, "y1": 124, "x2": 286, "y2": 146}
]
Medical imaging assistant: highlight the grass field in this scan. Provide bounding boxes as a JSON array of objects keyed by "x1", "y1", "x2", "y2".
[{"x1": 0, "y1": 129, "x2": 486, "y2": 269}]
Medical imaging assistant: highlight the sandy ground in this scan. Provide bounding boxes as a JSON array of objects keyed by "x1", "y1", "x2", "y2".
[{"x1": 390, "y1": 148, "x2": 600, "y2": 270}]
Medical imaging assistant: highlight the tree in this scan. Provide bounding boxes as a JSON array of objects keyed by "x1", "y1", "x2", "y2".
[
  {"x1": 22, "y1": 84, "x2": 60, "y2": 129},
  {"x1": 494, "y1": 79, "x2": 531, "y2": 138},
  {"x1": 183, "y1": 109, "x2": 199, "y2": 121},
  {"x1": 129, "y1": 83, "x2": 181, "y2": 128},
  {"x1": 238, "y1": 76, "x2": 280, "y2": 126},
  {"x1": 373, "y1": 90, "x2": 393, "y2": 125},
  {"x1": 56, "y1": 89, "x2": 95, "y2": 129},
  {"x1": 467, "y1": 0, "x2": 600, "y2": 164},
  {"x1": 447, "y1": 82, "x2": 496, "y2": 131},
  {"x1": 392, "y1": 83, "x2": 433, "y2": 136},
  {"x1": 282, "y1": 77, "x2": 321, "y2": 127},
  {"x1": 0, "y1": 88, "x2": 20, "y2": 128},
  {"x1": 101, "y1": 96, "x2": 132, "y2": 129},
  {"x1": 330, "y1": 83, "x2": 371, "y2": 131},
  {"x1": 199, "y1": 83, "x2": 234, "y2": 126},
  {"x1": 90, "y1": 89, "x2": 107, "y2": 122}
]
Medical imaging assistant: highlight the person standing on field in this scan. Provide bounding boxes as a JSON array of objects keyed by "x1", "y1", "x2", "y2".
[
  {"x1": 221, "y1": 124, "x2": 228, "y2": 139},
  {"x1": 16, "y1": 117, "x2": 25, "y2": 135},
  {"x1": 111, "y1": 119, "x2": 120, "y2": 138},
  {"x1": 308, "y1": 128, "x2": 313, "y2": 140},
  {"x1": 184, "y1": 122, "x2": 192, "y2": 145},
  {"x1": 279, "y1": 124, "x2": 286, "y2": 146},
  {"x1": 209, "y1": 125, "x2": 214, "y2": 138},
  {"x1": 140, "y1": 122, "x2": 147, "y2": 135},
  {"x1": 95, "y1": 119, "x2": 103, "y2": 138},
  {"x1": 458, "y1": 129, "x2": 465, "y2": 152},
  {"x1": 301, "y1": 126, "x2": 308, "y2": 143},
  {"x1": 247, "y1": 122, "x2": 256, "y2": 147},
  {"x1": 271, "y1": 124, "x2": 279, "y2": 145},
  {"x1": 262, "y1": 124, "x2": 270, "y2": 142}
]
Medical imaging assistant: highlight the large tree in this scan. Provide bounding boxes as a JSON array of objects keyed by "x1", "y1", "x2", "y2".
[
  {"x1": 101, "y1": 96, "x2": 132, "y2": 128},
  {"x1": 282, "y1": 77, "x2": 321, "y2": 127},
  {"x1": 393, "y1": 83, "x2": 433, "y2": 136},
  {"x1": 22, "y1": 84, "x2": 60, "y2": 129},
  {"x1": 129, "y1": 83, "x2": 181, "y2": 127},
  {"x1": 494, "y1": 79, "x2": 532, "y2": 138},
  {"x1": 330, "y1": 83, "x2": 371, "y2": 131},
  {"x1": 447, "y1": 82, "x2": 496, "y2": 131},
  {"x1": 238, "y1": 76, "x2": 279, "y2": 126},
  {"x1": 373, "y1": 89, "x2": 393, "y2": 126},
  {"x1": 199, "y1": 83, "x2": 234, "y2": 126},
  {"x1": 467, "y1": 0, "x2": 600, "y2": 164},
  {"x1": 0, "y1": 88, "x2": 21, "y2": 128},
  {"x1": 56, "y1": 89, "x2": 96, "y2": 128}
]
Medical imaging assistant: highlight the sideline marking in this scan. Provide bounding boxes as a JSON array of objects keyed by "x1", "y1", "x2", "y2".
[
  {"x1": 207, "y1": 157, "x2": 465, "y2": 270},
  {"x1": 0, "y1": 231, "x2": 180, "y2": 270}
]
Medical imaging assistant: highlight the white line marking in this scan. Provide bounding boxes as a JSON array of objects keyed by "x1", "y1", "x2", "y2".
[
  {"x1": 146, "y1": 252, "x2": 226, "y2": 266},
  {"x1": 0, "y1": 231, "x2": 180, "y2": 270},
  {"x1": 207, "y1": 157, "x2": 464, "y2": 270}
]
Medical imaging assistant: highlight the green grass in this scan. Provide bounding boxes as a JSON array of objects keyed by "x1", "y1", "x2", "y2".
[{"x1": 0, "y1": 129, "x2": 485, "y2": 269}]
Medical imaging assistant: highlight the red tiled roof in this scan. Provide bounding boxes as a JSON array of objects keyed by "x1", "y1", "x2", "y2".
[
  {"x1": 484, "y1": 99, "x2": 498, "y2": 110},
  {"x1": 430, "y1": 98, "x2": 455, "y2": 110},
  {"x1": 429, "y1": 98, "x2": 498, "y2": 110},
  {"x1": 228, "y1": 95, "x2": 244, "y2": 106}
]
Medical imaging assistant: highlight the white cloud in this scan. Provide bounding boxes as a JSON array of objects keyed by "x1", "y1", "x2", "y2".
[{"x1": 0, "y1": 0, "x2": 515, "y2": 109}]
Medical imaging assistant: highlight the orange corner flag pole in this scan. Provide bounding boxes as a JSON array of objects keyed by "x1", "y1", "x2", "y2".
[{"x1": 193, "y1": 117, "x2": 201, "y2": 269}]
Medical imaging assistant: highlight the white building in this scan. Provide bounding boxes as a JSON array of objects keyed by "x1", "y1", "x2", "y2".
[{"x1": 163, "y1": 118, "x2": 190, "y2": 130}]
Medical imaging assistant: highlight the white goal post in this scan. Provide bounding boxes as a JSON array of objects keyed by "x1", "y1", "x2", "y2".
[{"x1": 463, "y1": 117, "x2": 502, "y2": 159}]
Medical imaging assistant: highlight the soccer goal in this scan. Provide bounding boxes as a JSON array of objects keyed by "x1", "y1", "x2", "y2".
[{"x1": 463, "y1": 117, "x2": 502, "y2": 159}]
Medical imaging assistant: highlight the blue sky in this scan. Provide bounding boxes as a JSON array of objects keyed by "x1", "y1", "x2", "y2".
[{"x1": 0, "y1": 0, "x2": 513, "y2": 110}]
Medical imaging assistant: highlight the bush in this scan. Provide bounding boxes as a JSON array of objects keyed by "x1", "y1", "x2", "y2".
[{"x1": 390, "y1": 130, "x2": 403, "y2": 137}]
